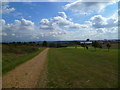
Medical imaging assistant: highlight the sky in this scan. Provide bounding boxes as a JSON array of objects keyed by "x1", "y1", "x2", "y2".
[{"x1": 0, "y1": 0, "x2": 119, "y2": 42}]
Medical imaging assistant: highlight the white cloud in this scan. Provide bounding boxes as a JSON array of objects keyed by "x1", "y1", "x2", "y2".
[
  {"x1": 1, "y1": 12, "x2": 87, "y2": 41},
  {"x1": 58, "y1": 12, "x2": 67, "y2": 19},
  {"x1": 64, "y1": 0, "x2": 117, "y2": 15},
  {"x1": 1, "y1": 18, "x2": 67, "y2": 41},
  {"x1": 40, "y1": 19, "x2": 49, "y2": 25},
  {"x1": 0, "y1": 19, "x2": 6, "y2": 27},
  {"x1": 1, "y1": 11, "x2": 118, "y2": 41},
  {"x1": 0, "y1": 2, "x2": 15, "y2": 14},
  {"x1": 88, "y1": 14, "x2": 118, "y2": 28},
  {"x1": 39, "y1": 12, "x2": 87, "y2": 30}
]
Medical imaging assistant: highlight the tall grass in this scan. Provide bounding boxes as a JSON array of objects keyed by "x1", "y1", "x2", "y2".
[{"x1": 2, "y1": 45, "x2": 45, "y2": 74}]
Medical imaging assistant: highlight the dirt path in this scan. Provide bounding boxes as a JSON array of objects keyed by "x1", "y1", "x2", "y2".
[{"x1": 2, "y1": 48, "x2": 49, "y2": 88}]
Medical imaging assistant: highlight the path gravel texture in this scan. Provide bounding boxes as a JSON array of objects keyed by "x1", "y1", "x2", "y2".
[{"x1": 2, "y1": 48, "x2": 49, "y2": 88}]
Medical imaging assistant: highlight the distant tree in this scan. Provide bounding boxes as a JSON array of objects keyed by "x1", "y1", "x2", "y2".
[
  {"x1": 83, "y1": 42, "x2": 87, "y2": 50},
  {"x1": 106, "y1": 42, "x2": 111, "y2": 51},
  {"x1": 56, "y1": 43, "x2": 61, "y2": 48},
  {"x1": 98, "y1": 43, "x2": 102, "y2": 49},
  {"x1": 49, "y1": 43, "x2": 56, "y2": 47},
  {"x1": 86, "y1": 39, "x2": 90, "y2": 42},
  {"x1": 60, "y1": 43, "x2": 68, "y2": 47},
  {"x1": 74, "y1": 41, "x2": 80, "y2": 48},
  {"x1": 12, "y1": 42, "x2": 17, "y2": 47},
  {"x1": 83, "y1": 42, "x2": 89, "y2": 50},
  {"x1": 42, "y1": 41, "x2": 48, "y2": 47},
  {"x1": 75, "y1": 41, "x2": 80, "y2": 48},
  {"x1": 92, "y1": 41, "x2": 99, "y2": 51},
  {"x1": 86, "y1": 45, "x2": 88, "y2": 50}
]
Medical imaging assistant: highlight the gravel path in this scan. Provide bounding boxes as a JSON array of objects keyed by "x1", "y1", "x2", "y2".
[{"x1": 2, "y1": 48, "x2": 49, "y2": 88}]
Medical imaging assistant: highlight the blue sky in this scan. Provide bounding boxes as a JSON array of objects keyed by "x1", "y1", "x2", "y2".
[
  {"x1": 3, "y1": 2, "x2": 117, "y2": 25},
  {"x1": 1, "y1": 1, "x2": 118, "y2": 41},
  {"x1": 3, "y1": 2, "x2": 68, "y2": 25}
]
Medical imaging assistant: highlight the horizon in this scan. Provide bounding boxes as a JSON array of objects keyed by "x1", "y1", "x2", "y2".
[{"x1": 1, "y1": 38, "x2": 119, "y2": 43}]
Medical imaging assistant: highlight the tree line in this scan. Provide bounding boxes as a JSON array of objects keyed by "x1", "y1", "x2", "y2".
[
  {"x1": 2, "y1": 40, "x2": 112, "y2": 51},
  {"x1": 42, "y1": 40, "x2": 111, "y2": 51},
  {"x1": 81, "y1": 41, "x2": 111, "y2": 51}
]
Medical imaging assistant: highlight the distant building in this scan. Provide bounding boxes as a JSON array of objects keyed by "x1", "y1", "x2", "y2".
[{"x1": 81, "y1": 41, "x2": 92, "y2": 45}]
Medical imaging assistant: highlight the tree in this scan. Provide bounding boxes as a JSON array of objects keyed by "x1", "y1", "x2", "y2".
[
  {"x1": 73, "y1": 41, "x2": 80, "y2": 48},
  {"x1": 92, "y1": 41, "x2": 99, "y2": 51},
  {"x1": 106, "y1": 42, "x2": 111, "y2": 51},
  {"x1": 86, "y1": 45, "x2": 88, "y2": 50},
  {"x1": 56, "y1": 43, "x2": 61, "y2": 48},
  {"x1": 83, "y1": 42, "x2": 87, "y2": 50},
  {"x1": 83, "y1": 42, "x2": 89, "y2": 50},
  {"x1": 86, "y1": 39, "x2": 90, "y2": 42},
  {"x1": 98, "y1": 43, "x2": 102, "y2": 49},
  {"x1": 42, "y1": 41, "x2": 48, "y2": 47},
  {"x1": 49, "y1": 43, "x2": 56, "y2": 47}
]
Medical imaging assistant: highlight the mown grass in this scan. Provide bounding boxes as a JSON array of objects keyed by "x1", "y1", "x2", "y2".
[
  {"x1": 2, "y1": 45, "x2": 45, "y2": 75},
  {"x1": 47, "y1": 47, "x2": 118, "y2": 88}
]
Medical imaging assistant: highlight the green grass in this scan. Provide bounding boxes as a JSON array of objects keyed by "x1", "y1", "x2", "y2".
[
  {"x1": 0, "y1": 44, "x2": 2, "y2": 76},
  {"x1": 47, "y1": 47, "x2": 118, "y2": 88},
  {"x1": 2, "y1": 45, "x2": 45, "y2": 74}
]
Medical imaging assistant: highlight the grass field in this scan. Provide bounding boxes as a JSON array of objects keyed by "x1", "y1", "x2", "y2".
[
  {"x1": 47, "y1": 47, "x2": 118, "y2": 88},
  {"x1": 2, "y1": 45, "x2": 45, "y2": 74}
]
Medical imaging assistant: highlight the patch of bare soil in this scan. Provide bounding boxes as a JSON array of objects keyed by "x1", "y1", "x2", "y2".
[{"x1": 2, "y1": 48, "x2": 49, "y2": 88}]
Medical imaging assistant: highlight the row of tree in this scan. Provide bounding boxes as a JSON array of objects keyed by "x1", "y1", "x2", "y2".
[
  {"x1": 2, "y1": 40, "x2": 112, "y2": 51},
  {"x1": 81, "y1": 41, "x2": 111, "y2": 51},
  {"x1": 42, "y1": 40, "x2": 111, "y2": 51},
  {"x1": 42, "y1": 41, "x2": 67, "y2": 48}
]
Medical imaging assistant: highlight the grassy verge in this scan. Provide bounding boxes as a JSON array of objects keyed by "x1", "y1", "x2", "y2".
[
  {"x1": 2, "y1": 45, "x2": 45, "y2": 75},
  {"x1": 47, "y1": 47, "x2": 118, "y2": 88}
]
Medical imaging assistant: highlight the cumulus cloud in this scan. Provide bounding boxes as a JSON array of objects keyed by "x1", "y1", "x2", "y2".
[
  {"x1": 58, "y1": 12, "x2": 67, "y2": 19},
  {"x1": 1, "y1": 18, "x2": 67, "y2": 42},
  {"x1": 1, "y1": 11, "x2": 118, "y2": 42},
  {"x1": 1, "y1": 19, "x2": 38, "y2": 41},
  {"x1": 0, "y1": 19, "x2": 5, "y2": 27},
  {"x1": 39, "y1": 12, "x2": 87, "y2": 31},
  {"x1": 39, "y1": 18, "x2": 61, "y2": 30},
  {"x1": 78, "y1": 13, "x2": 118, "y2": 40},
  {"x1": 0, "y1": 2, "x2": 15, "y2": 14},
  {"x1": 87, "y1": 14, "x2": 118, "y2": 28},
  {"x1": 64, "y1": 0, "x2": 117, "y2": 15},
  {"x1": 1, "y1": 12, "x2": 88, "y2": 41}
]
